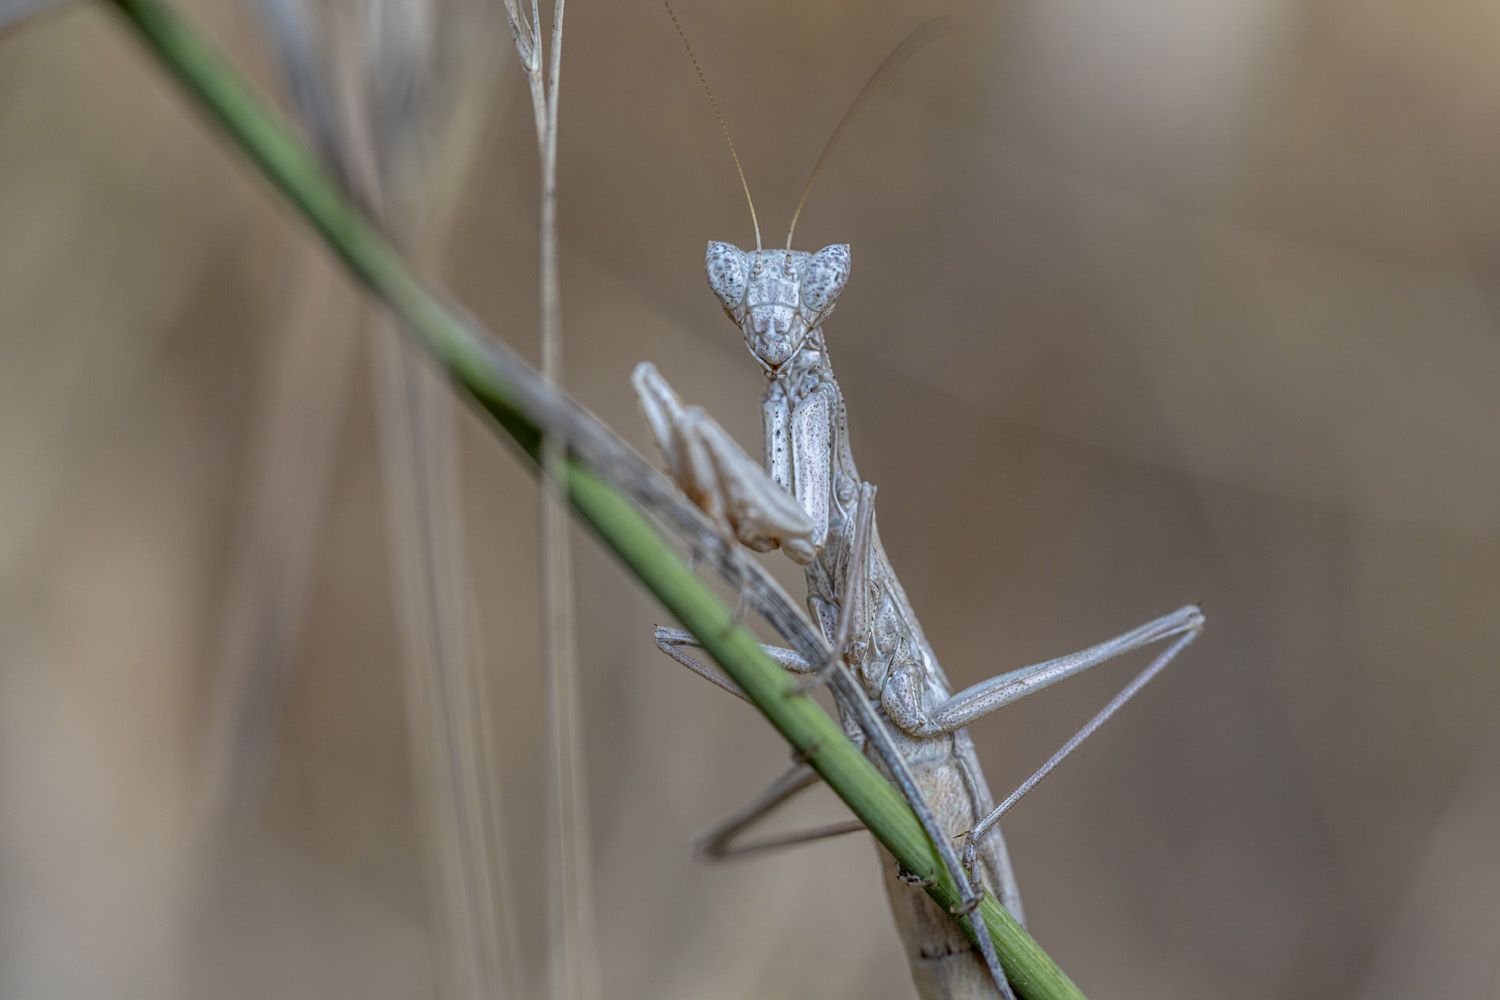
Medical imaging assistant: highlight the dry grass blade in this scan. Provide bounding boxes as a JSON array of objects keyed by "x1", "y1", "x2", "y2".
[
  {"x1": 252, "y1": 0, "x2": 349, "y2": 185},
  {"x1": 199, "y1": 245, "x2": 357, "y2": 820},
  {"x1": 238, "y1": 3, "x2": 524, "y2": 998},
  {"x1": 500, "y1": 1, "x2": 601, "y2": 997},
  {"x1": 198, "y1": 0, "x2": 365, "y2": 831}
]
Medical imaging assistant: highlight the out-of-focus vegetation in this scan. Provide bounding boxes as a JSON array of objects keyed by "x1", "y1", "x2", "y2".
[{"x1": 5, "y1": 1, "x2": 1500, "y2": 998}]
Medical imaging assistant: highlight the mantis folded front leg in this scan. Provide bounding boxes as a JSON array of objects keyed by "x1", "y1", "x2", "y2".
[{"x1": 632, "y1": 363, "x2": 816, "y2": 566}]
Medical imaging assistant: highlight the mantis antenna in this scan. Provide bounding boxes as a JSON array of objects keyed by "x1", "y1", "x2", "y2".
[
  {"x1": 662, "y1": 0, "x2": 762, "y2": 251},
  {"x1": 785, "y1": 17, "x2": 952, "y2": 251}
]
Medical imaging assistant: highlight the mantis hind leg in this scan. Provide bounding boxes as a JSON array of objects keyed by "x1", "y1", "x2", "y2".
[
  {"x1": 949, "y1": 615, "x2": 1204, "y2": 894},
  {"x1": 695, "y1": 761, "x2": 864, "y2": 861}
]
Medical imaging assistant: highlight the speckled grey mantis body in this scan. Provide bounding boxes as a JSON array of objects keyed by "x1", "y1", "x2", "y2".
[{"x1": 632, "y1": 11, "x2": 1206, "y2": 998}]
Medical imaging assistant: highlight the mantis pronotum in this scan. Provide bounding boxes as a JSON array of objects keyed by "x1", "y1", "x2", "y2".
[{"x1": 634, "y1": 9, "x2": 1206, "y2": 997}]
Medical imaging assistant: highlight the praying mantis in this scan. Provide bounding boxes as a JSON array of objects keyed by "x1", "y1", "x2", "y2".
[{"x1": 631, "y1": 8, "x2": 1206, "y2": 998}]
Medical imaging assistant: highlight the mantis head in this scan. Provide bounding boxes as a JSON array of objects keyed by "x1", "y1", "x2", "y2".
[{"x1": 706, "y1": 241, "x2": 850, "y2": 375}]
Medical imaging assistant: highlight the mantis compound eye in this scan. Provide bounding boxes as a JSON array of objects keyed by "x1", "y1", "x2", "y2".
[
  {"x1": 706, "y1": 241, "x2": 749, "y2": 312},
  {"x1": 796, "y1": 243, "x2": 851, "y2": 316}
]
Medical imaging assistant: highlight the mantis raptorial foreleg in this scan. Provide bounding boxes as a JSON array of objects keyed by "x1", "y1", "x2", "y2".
[
  {"x1": 651, "y1": 481, "x2": 876, "y2": 694},
  {"x1": 633, "y1": 363, "x2": 817, "y2": 564}
]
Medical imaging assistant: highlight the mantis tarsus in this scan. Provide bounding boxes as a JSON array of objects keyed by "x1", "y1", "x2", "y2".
[{"x1": 633, "y1": 9, "x2": 1206, "y2": 999}]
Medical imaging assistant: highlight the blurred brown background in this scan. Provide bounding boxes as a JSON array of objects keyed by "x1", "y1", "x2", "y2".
[{"x1": 4, "y1": 0, "x2": 1500, "y2": 997}]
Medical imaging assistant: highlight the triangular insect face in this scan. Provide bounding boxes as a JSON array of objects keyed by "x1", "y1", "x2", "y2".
[{"x1": 708, "y1": 242, "x2": 853, "y2": 375}]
